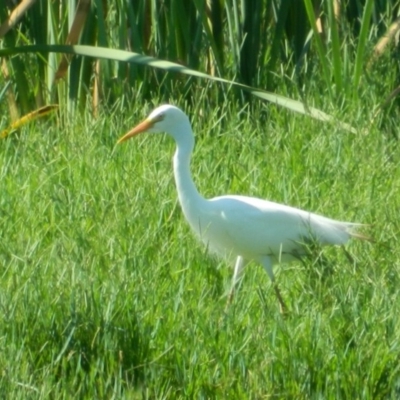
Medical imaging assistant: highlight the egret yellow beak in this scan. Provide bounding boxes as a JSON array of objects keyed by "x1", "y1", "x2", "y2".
[{"x1": 118, "y1": 118, "x2": 154, "y2": 143}]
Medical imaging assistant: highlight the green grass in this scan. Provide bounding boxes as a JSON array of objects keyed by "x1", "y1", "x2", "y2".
[{"x1": 0, "y1": 97, "x2": 399, "y2": 399}]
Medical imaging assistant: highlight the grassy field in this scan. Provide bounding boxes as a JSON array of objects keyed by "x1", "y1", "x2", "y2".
[{"x1": 0, "y1": 97, "x2": 399, "y2": 398}]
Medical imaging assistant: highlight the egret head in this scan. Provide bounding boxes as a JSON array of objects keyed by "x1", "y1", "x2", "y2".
[{"x1": 118, "y1": 104, "x2": 191, "y2": 143}]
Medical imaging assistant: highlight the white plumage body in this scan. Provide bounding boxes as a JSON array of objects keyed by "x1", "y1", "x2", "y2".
[{"x1": 181, "y1": 193, "x2": 360, "y2": 263}]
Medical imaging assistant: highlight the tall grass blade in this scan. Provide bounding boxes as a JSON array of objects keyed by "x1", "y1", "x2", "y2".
[
  {"x1": 327, "y1": 0, "x2": 343, "y2": 95},
  {"x1": 0, "y1": 44, "x2": 356, "y2": 132},
  {"x1": 192, "y1": 0, "x2": 223, "y2": 76},
  {"x1": 54, "y1": 0, "x2": 91, "y2": 82},
  {"x1": 239, "y1": 0, "x2": 262, "y2": 86},
  {"x1": 303, "y1": 0, "x2": 333, "y2": 99},
  {"x1": 353, "y1": 0, "x2": 374, "y2": 94},
  {"x1": 224, "y1": 0, "x2": 239, "y2": 76},
  {"x1": 267, "y1": 0, "x2": 290, "y2": 87}
]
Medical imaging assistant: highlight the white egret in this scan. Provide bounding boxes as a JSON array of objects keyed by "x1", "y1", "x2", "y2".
[{"x1": 118, "y1": 105, "x2": 368, "y2": 312}]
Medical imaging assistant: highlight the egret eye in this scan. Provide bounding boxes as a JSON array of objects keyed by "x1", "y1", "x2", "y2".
[{"x1": 153, "y1": 113, "x2": 165, "y2": 122}]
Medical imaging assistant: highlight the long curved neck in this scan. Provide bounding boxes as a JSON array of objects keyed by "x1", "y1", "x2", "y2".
[{"x1": 172, "y1": 125, "x2": 206, "y2": 212}]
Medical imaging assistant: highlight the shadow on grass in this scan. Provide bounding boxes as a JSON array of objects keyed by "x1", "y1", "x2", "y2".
[{"x1": 7, "y1": 306, "x2": 151, "y2": 397}]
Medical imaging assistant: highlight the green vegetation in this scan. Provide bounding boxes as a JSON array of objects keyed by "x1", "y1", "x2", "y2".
[
  {"x1": 1, "y1": 0, "x2": 400, "y2": 398},
  {"x1": 0, "y1": 96, "x2": 399, "y2": 397}
]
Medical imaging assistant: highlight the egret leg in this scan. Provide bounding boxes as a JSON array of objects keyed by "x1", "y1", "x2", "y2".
[
  {"x1": 342, "y1": 246, "x2": 354, "y2": 264},
  {"x1": 227, "y1": 256, "x2": 247, "y2": 305},
  {"x1": 260, "y1": 256, "x2": 288, "y2": 314}
]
